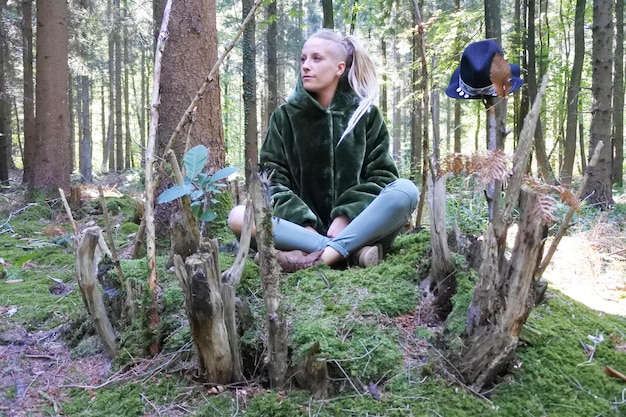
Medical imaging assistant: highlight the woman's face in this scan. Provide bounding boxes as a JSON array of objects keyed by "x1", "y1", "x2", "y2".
[{"x1": 300, "y1": 37, "x2": 346, "y2": 102}]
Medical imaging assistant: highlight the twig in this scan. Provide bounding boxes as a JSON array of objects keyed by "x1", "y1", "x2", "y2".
[
  {"x1": 328, "y1": 359, "x2": 363, "y2": 398},
  {"x1": 58, "y1": 188, "x2": 78, "y2": 239},
  {"x1": 98, "y1": 185, "x2": 125, "y2": 285}
]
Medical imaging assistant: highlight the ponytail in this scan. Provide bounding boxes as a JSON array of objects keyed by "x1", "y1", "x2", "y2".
[{"x1": 308, "y1": 30, "x2": 379, "y2": 145}]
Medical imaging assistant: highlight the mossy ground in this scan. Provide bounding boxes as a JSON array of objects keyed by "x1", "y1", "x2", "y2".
[{"x1": 0, "y1": 179, "x2": 625, "y2": 417}]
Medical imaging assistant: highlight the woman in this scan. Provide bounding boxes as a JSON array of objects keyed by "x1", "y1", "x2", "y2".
[{"x1": 228, "y1": 29, "x2": 418, "y2": 272}]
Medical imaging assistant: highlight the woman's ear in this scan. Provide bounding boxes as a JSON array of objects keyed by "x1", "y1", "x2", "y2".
[{"x1": 337, "y1": 61, "x2": 346, "y2": 76}]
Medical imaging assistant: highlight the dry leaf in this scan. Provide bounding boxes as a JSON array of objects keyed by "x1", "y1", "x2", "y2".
[
  {"x1": 603, "y1": 366, "x2": 626, "y2": 382},
  {"x1": 490, "y1": 53, "x2": 512, "y2": 97}
]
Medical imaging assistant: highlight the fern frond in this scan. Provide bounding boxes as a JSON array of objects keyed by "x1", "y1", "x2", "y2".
[{"x1": 533, "y1": 193, "x2": 559, "y2": 225}]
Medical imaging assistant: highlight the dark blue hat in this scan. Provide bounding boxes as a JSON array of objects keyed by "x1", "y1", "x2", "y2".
[{"x1": 445, "y1": 40, "x2": 523, "y2": 100}]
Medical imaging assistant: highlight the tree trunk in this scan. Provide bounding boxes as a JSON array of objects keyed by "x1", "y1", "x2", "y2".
[
  {"x1": 114, "y1": 0, "x2": 123, "y2": 172},
  {"x1": 123, "y1": 0, "x2": 132, "y2": 170},
  {"x1": 0, "y1": 0, "x2": 9, "y2": 184},
  {"x1": 79, "y1": 75, "x2": 92, "y2": 183},
  {"x1": 31, "y1": 0, "x2": 71, "y2": 193},
  {"x1": 243, "y1": 0, "x2": 257, "y2": 185},
  {"x1": 174, "y1": 243, "x2": 233, "y2": 384},
  {"x1": 103, "y1": 0, "x2": 115, "y2": 172},
  {"x1": 484, "y1": 0, "x2": 501, "y2": 45},
  {"x1": 560, "y1": 0, "x2": 586, "y2": 186},
  {"x1": 410, "y1": 15, "x2": 421, "y2": 180},
  {"x1": 21, "y1": 0, "x2": 34, "y2": 185},
  {"x1": 154, "y1": 0, "x2": 225, "y2": 170},
  {"x1": 526, "y1": 0, "x2": 553, "y2": 181},
  {"x1": 612, "y1": 0, "x2": 623, "y2": 187},
  {"x1": 585, "y1": 0, "x2": 614, "y2": 208},
  {"x1": 265, "y1": 0, "x2": 277, "y2": 124},
  {"x1": 321, "y1": 0, "x2": 333, "y2": 29}
]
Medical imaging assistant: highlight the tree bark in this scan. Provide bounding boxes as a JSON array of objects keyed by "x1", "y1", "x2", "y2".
[
  {"x1": 243, "y1": 0, "x2": 257, "y2": 185},
  {"x1": 21, "y1": 0, "x2": 34, "y2": 185},
  {"x1": 321, "y1": 0, "x2": 334, "y2": 29},
  {"x1": 0, "y1": 0, "x2": 9, "y2": 184},
  {"x1": 612, "y1": 0, "x2": 623, "y2": 187},
  {"x1": 585, "y1": 0, "x2": 614, "y2": 208},
  {"x1": 31, "y1": 0, "x2": 71, "y2": 193},
  {"x1": 79, "y1": 76, "x2": 92, "y2": 183},
  {"x1": 154, "y1": 0, "x2": 225, "y2": 170}
]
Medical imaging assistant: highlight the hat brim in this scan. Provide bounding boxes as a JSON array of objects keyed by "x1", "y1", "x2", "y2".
[{"x1": 445, "y1": 64, "x2": 523, "y2": 100}]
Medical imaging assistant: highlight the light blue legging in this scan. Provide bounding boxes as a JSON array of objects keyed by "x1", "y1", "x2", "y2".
[{"x1": 272, "y1": 179, "x2": 419, "y2": 258}]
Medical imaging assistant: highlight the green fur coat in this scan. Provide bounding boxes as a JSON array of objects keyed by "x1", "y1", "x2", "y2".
[{"x1": 260, "y1": 77, "x2": 399, "y2": 234}]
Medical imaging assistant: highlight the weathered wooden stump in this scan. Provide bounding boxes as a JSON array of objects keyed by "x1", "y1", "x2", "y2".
[{"x1": 75, "y1": 226, "x2": 117, "y2": 359}]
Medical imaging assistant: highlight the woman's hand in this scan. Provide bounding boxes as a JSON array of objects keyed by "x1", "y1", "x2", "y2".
[{"x1": 327, "y1": 215, "x2": 350, "y2": 238}]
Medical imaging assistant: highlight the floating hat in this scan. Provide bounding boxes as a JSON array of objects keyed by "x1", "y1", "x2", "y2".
[{"x1": 445, "y1": 40, "x2": 523, "y2": 100}]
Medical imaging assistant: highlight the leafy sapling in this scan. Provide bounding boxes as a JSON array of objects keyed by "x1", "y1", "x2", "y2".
[{"x1": 157, "y1": 145, "x2": 238, "y2": 223}]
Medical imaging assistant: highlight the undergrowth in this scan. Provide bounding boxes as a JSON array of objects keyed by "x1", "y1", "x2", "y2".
[{"x1": 0, "y1": 185, "x2": 625, "y2": 416}]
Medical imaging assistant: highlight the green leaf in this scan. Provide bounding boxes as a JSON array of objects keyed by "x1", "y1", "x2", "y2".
[
  {"x1": 210, "y1": 166, "x2": 238, "y2": 182},
  {"x1": 183, "y1": 145, "x2": 208, "y2": 179},
  {"x1": 189, "y1": 190, "x2": 204, "y2": 201},
  {"x1": 157, "y1": 184, "x2": 194, "y2": 204},
  {"x1": 200, "y1": 210, "x2": 217, "y2": 222}
]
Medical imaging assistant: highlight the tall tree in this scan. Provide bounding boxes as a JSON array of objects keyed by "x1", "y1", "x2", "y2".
[
  {"x1": 585, "y1": 0, "x2": 614, "y2": 208},
  {"x1": 79, "y1": 75, "x2": 92, "y2": 183},
  {"x1": 21, "y1": 0, "x2": 34, "y2": 184},
  {"x1": 154, "y1": 0, "x2": 225, "y2": 169},
  {"x1": 31, "y1": 0, "x2": 70, "y2": 193},
  {"x1": 526, "y1": 0, "x2": 552, "y2": 180},
  {"x1": 266, "y1": 0, "x2": 278, "y2": 123},
  {"x1": 612, "y1": 0, "x2": 623, "y2": 187},
  {"x1": 242, "y1": 0, "x2": 257, "y2": 184},
  {"x1": 114, "y1": 0, "x2": 123, "y2": 171},
  {"x1": 560, "y1": 0, "x2": 586, "y2": 186},
  {"x1": 0, "y1": 0, "x2": 9, "y2": 184}
]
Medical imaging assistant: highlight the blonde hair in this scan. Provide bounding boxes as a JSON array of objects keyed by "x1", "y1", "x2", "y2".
[{"x1": 308, "y1": 29, "x2": 379, "y2": 145}]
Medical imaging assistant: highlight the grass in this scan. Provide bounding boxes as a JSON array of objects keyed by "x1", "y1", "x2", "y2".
[{"x1": 0, "y1": 186, "x2": 625, "y2": 416}]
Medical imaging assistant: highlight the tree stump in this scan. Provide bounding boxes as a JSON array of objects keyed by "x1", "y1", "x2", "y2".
[
  {"x1": 75, "y1": 226, "x2": 117, "y2": 359},
  {"x1": 174, "y1": 241, "x2": 233, "y2": 384}
]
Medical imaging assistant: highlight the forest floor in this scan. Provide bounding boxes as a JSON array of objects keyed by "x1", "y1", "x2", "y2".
[{"x1": 1, "y1": 170, "x2": 625, "y2": 416}]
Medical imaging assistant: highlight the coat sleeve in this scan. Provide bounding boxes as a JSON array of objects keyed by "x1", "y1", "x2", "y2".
[
  {"x1": 259, "y1": 110, "x2": 319, "y2": 227},
  {"x1": 330, "y1": 107, "x2": 399, "y2": 220}
]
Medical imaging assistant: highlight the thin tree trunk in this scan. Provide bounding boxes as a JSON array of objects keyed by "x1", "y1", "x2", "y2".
[
  {"x1": 560, "y1": 0, "x2": 585, "y2": 186},
  {"x1": 79, "y1": 76, "x2": 92, "y2": 183},
  {"x1": 0, "y1": 0, "x2": 9, "y2": 184},
  {"x1": 114, "y1": 0, "x2": 123, "y2": 172},
  {"x1": 243, "y1": 0, "x2": 257, "y2": 185},
  {"x1": 527, "y1": 0, "x2": 553, "y2": 180},
  {"x1": 124, "y1": 0, "x2": 131, "y2": 170},
  {"x1": 612, "y1": 0, "x2": 623, "y2": 187}
]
